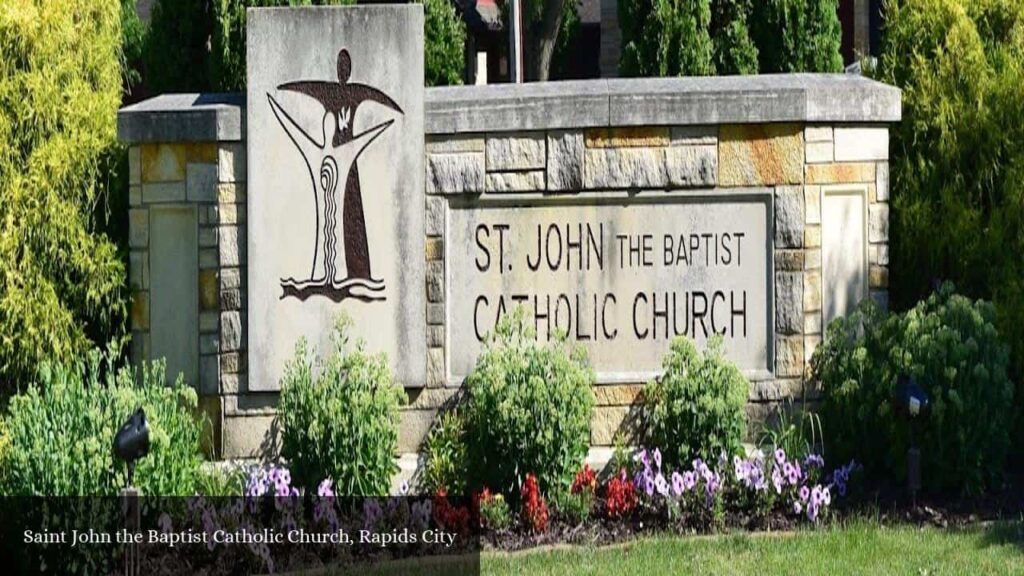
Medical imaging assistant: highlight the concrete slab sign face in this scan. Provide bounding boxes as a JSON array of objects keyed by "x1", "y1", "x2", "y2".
[
  {"x1": 247, "y1": 6, "x2": 426, "y2": 390},
  {"x1": 447, "y1": 192, "x2": 774, "y2": 384}
]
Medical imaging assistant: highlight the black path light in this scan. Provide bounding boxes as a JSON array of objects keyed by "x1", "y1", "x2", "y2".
[
  {"x1": 892, "y1": 374, "x2": 930, "y2": 507},
  {"x1": 114, "y1": 407, "x2": 150, "y2": 488},
  {"x1": 114, "y1": 407, "x2": 149, "y2": 576}
]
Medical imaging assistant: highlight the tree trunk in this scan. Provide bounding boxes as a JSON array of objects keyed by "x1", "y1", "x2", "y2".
[{"x1": 529, "y1": 0, "x2": 566, "y2": 81}]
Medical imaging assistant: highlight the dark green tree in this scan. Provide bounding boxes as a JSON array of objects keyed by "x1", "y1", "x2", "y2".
[
  {"x1": 619, "y1": 0, "x2": 714, "y2": 77},
  {"x1": 750, "y1": 0, "x2": 843, "y2": 73},
  {"x1": 709, "y1": 0, "x2": 758, "y2": 74}
]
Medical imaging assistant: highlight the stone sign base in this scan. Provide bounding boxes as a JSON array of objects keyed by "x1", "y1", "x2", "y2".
[{"x1": 118, "y1": 76, "x2": 899, "y2": 482}]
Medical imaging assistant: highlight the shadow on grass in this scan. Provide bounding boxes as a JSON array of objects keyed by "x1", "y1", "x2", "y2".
[{"x1": 976, "y1": 519, "x2": 1024, "y2": 553}]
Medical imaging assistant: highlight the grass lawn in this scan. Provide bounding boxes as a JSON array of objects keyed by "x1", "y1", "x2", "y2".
[{"x1": 482, "y1": 520, "x2": 1024, "y2": 576}]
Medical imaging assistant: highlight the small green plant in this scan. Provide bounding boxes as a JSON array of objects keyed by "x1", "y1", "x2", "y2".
[
  {"x1": 757, "y1": 401, "x2": 823, "y2": 462},
  {"x1": 0, "y1": 349, "x2": 204, "y2": 496},
  {"x1": 477, "y1": 489, "x2": 512, "y2": 530},
  {"x1": 421, "y1": 409, "x2": 468, "y2": 494},
  {"x1": 195, "y1": 464, "x2": 246, "y2": 496},
  {"x1": 644, "y1": 336, "x2": 748, "y2": 469},
  {"x1": 550, "y1": 489, "x2": 593, "y2": 525},
  {"x1": 463, "y1": 308, "x2": 595, "y2": 496},
  {"x1": 813, "y1": 283, "x2": 1013, "y2": 494},
  {"x1": 279, "y1": 317, "x2": 406, "y2": 495}
]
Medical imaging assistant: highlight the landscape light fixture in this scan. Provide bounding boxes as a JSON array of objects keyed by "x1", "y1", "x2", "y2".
[
  {"x1": 113, "y1": 407, "x2": 150, "y2": 489},
  {"x1": 892, "y1": 374, "x2": 930, "y2": 507}
]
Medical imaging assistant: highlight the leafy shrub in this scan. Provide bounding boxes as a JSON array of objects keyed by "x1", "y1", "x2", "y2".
[
  {"x1": 0, "y1": 0, "x2": 128, "y2": 395},
  {"x1": 619, "y1": 0, "x2": 714, "y2": 77},
  {"x1": 550, "y1": 488, "x2": 592, "y2": 525},
  {"x1": 643, "y1": 336, "x2": 748, "y2": 468},
  {"x1": 710, "y1": 0, "x2": 759, "y2": 74},
  {"x1": 477, "y1": 489, "x2": 512, "y2": 530},
  {"x1": 757, "y1": 401, "x2": 823, "y2": 463},
  {"x1": 878, "y1": 0, "x2": 1024, "y2": 442},
  {"x1": 278, "y1": 318, "x2": 406, "y2": 495},
  {"x1": 143, "y1": 0, "x2": 214, "y2": 93},
  {"x1": 463, "y1": 310, "x2": 595, "y2": 496},
  {"x1": 0, "y1": 350, "x2": 204, "y2": 496},
  {"x1": 196, "y1": 464, "x2": 246, "y2": 496},
  {"x1": 812, "y1": 284, "x2": 1013, "y2": 493},
  {"x1": 750, "y1": 0, "x2": 843, "y2": 72},
  {"x1": 421, "y1": 409, "x2": 468, "y2": 494},
  {"x1": 422, "y1": 0, "x2": 466, "y2": 86}
]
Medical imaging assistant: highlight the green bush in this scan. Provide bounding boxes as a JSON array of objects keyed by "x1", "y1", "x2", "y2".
[
  {"x1": 278, "y1": 318, "x2": 406, "y2": 495},
  {"x1": 0, "y1": 0, "x2": 128, "y2": 395},
  {"x1": 143, "y1": 0, "x2": 214, "y2": 93},
  {"x1": 463, "y1": 309, "x2": 595, "y2": 496},
  {"x1": 710, "y1": 0, "x2": 759, "y2": 74},
  {"x1": 619, "y1": 0, "x2": 714, "y2": 77},
  {"x1": 422, "y1": 0, "x2": 466, "y2": 86},
  {"x1": 750, "y1": 0, "x2": 842, "y2": 72},
  {"x1": 0, "y1": 350, "x2": 204, "y2": 496},
  {"x1": 643, "y1": 336, "x2": 748, "y2": 468},
  {"x1": 421, "y1": 409, "x2": 469, "y2": 494},
  {"x1": 878, "y1": 0, "x2": 1024, "y2": 443},
  {"x1": 812, "y1": 284, "x2": 1013, "y2": 494}
]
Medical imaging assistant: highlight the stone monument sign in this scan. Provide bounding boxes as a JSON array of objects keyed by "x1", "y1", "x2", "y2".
[{"x1": 246, "y1": 6, "x2": 426, "y2": 390}]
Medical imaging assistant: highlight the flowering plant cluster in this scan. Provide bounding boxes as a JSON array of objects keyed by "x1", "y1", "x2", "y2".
[
  {"x1": 476, "y1": 488, "x2": 512, "y2": 530},
  {"x1": 520, "y1": 474, "x2": 550, "y2": 533},
  {"x1": 571, "y1": 464, "x2": 598, "y2": 495},
  {"x1": 603, "y1": 468, "x2": 637, "y2": 519},
  {"x1": 432, "y1": 487, "x2": 471, "y2": 534}
]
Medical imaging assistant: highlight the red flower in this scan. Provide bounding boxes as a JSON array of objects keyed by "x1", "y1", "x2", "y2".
[
  {"x1": 520, "y1": 474, "x2": 549, "y2": 533},
  {"x1": 571, "y1": 465, "x2": 598, "y2": 495},
  {"x1": 604, "y1": 468, "x2": 637, "y2": 520}
]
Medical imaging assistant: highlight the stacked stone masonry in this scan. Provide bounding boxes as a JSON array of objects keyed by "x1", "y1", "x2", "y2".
[{"x1": 120, "y1": 77, "x2": 900, "y2": 463}]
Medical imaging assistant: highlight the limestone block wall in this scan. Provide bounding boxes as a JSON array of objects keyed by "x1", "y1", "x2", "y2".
[{"x1": 118, "y1": 77, "x2": 900, "y2": 464}]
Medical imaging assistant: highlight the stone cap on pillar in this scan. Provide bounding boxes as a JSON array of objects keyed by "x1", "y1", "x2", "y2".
[{"x1": 118, "y1": 74, "x2": 900, "y2": 144}]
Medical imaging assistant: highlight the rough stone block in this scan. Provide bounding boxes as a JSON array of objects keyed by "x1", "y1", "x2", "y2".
[
  {"x1": 427, "y1": 303, "x2": 445, "y2": 325},
  {"x1": 804, "y1": 270, "x2": 822, "y2": 312},
  {"x1": 805, "y1": 248, "x2": 821, "y2": 270},
  {"x1": 869, "y1": 204, "x2": 889, "y2": 242},
  {"x1": 399, "y1": 410, "x2": 436, "y2": 452},
  {"x1": 141, "y1": 143, "x2": 185, "y2": 183},
  {"x1": 870, "y1": 244, "x2": 889, "y2": 266},
  {"x1": 670, "y1": 125, "x2": 717, "y2": 145},
  {"x1": 806, "y1": 162, "x2": 875, "y2": 184},
  {"x1": 426, "y1": 196, "x2": 445, "y2": 237},
  {"x1": 131, "y1": 291, "x2": 149, "y2": 331},
  {"x1": 425, "y1": 237, "x2": 443, "y2": 261},
  {"x1": 220, "y1": 267, "x2": 241, "y2": 290},
  {"x1": 593, "y1": 384, "x2": 643, "y2": 406},
  {"x1": 129, "y1": 185, "x2": 142, "y2": 207},
  {"x1": 833, "y1": 126, "x2": 889, "y2": 161},
  {"x1": 218, "y1": 225, "x2": 245, "y2": 267},
  {"x1": 869, "y1": 265, "x2": 889, "y2": 288},
  {"x1": 591, "y1": 405, "x2": 635, "y2": 446},
  {"x1": 804, "y1": 225, "x2": 822, "y2": 248},
  {"x1": 774, "y1": 186, "x2": 804, "y2": 248},
  {"x1": 427, "y1": 325, "x2": 444, "y2": 347},
  {"x1": 129, "y1": 250, "x2": 149, "y2": 290},
  {"x1": 427, "y1": 135, "x2": 484, "y2": 154},
  {"x1": 186, "y1": 143, "x2": 218, "y2": 163},
  {"x1": 749, "y1": 379, "x2": 803, "y2": 402},
  {"x1": 129, "y1": 209, "x2": 148, "y2": 248},
  {"x1": 804, "y1": 125, "x2": 833, "y2": 142},
  {"x1": 221, "y1": 311, "x2": 243, "y2": 351},
  {"x1": 805, "y1": 141, "x2": 833, "y2": 164},
  {"x1": 665, "y1": 145, "x2": 717, "y2": 187},
  {"x1": 218, "y1": 143, "x2": 246, "y2": 183},
  {"x1": 199, "y1": 355, "x2": 219, "y2": 395},
  {"x1": 426, "y1": 152, "x2": 485, "y2": 194},
  {"x1": 804, "y1": 185, "x2": 821, "y2": 224},
  {"x1": 142, "y1": 181, "x2": 186, "y2": 203},
  {"x1": 485, "y1": 132, "x2": 545, "y2": 171},
  {"x1": 547, "y1": 130, "x2": 584, "y2": 191},
  {"x1": 876, "y1": 162, "x2": 889, "y2": 202},
  {"x1": 485, "y1": 170, "x2": 545, "y2": 192},
  {"x1": 585, "y1": 126, "x2": 669, "y2": 148},
  {"x1": 775, "y1": 249, "x2": 804, "y2": 271},
  {"x1": 216, "y1": 182, "x2": 245, "y2": 203},
  {"x1": 804, "y1": 311, "x2": 822, "y2": 335},
  {"x1": 804, "y1": 335, "x2": 821, "y2": 364},
  {"x1": 426, "y1": 261, "x2": 444, "y2": 303},
  {"x1": 427, "y1": 347, "x2": 445, "y2": 387},
  {"x1": 221, "y1": 289, "x2": 242, "y2": 311},
  {"x1": 584, "y1": 147, "x2": 667, "y2": 189},
  {"x1": 222, "y1": 415, "x2": 276, "y2": 460},
  {"x1": 186, "y1": 163, "x2": 218, "y2": 202},
  {"x1": 775, "y1": 335, "x2": 804, "y2": 377},
  {"x1": 775, "y1": 272, "x2": 803, "y2": 335},
  {"x1": 719, "y1": 124, "x2": 803, "y2": 186},
  {"x1": 199, "y1": 269, "x2": 219, "y2": 311},
  {"x1": 220, "y1": 352, "x2": 242, "y2": 374},
  {"x1": 129, "y1": 146, "x2": 141, "y2": 185}
]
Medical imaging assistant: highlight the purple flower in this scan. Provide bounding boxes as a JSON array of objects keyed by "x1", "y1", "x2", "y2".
[
  {"x1": 774, "y1": 448, "x2": 786, "y2": 466},
  {"x1": 799, "y1": 485, "x2": 810, "y2": 502},
  {"x1": 671, "y1": 471, "x2": 685, "y2": 496},
  {"x1": 793, "y1": 501, "x2": 802, "y2": 515},
  {"x1": 655, "y1": 473, "x2": 669, "y2": 496},
  {"x1": 806, "y1": 501, "x2": 819, "y2": 522},
  {"x1": 682, "y1": 471, "x2": 696, "y2": 491},
  {"x1": 804, "y1": 454, "x2": 825, "y2": 469},
  {"x1": 653, "y1": 448, "x2": 662, "y2": 471},
  {"x1": 771, "y1": 467, "x2": 784, "y2": 494},
  {"x1": 636, "y1": 449, "x2": 650, "y2": 470},
  {"x1": 399, "y1": 480, "x2": 410, "y2": 496},
  {"x1": 318, "y1": 479, "x2": 334, "y2": 498}
]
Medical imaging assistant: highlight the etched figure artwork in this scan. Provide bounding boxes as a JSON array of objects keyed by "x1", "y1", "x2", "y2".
[{"x1": 267, "y1": 48, "x2": 403, "y2": 302}]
